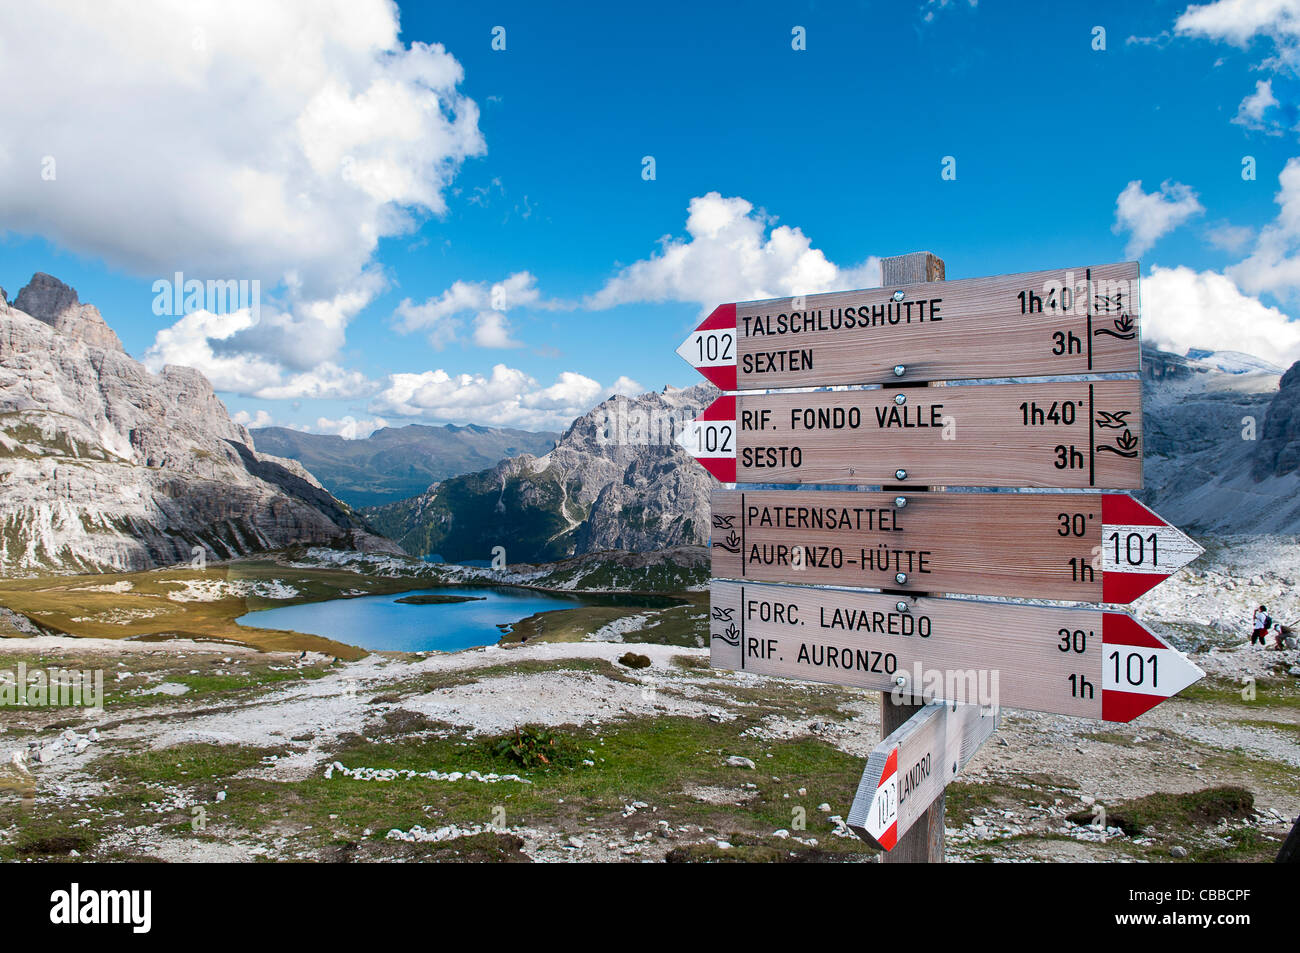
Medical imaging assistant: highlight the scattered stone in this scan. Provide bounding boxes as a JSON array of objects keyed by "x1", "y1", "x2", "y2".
[
  {"x1": 618, "y1": 652, "x2": 652, "y2": 669},
  {"x1": 726, "y1": 756, "x2": 756, "y2": 769},
  {"x1": 144, "y1": 682, "x2": 190, "y2": 696},
  {"x1": 1170, "y1": 846, "x2": 1188, "y2": 858}
]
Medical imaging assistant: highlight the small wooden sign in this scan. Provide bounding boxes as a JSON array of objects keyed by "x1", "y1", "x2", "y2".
[
  {"x1": 710, "y1": 489, "x2": 1201, "y2": 603},
  {"x1": 847, "y1": 701, "x2": 997, "y2": 851},
  {"x1": 709, "y1": 580, "x2": 1202, "y2": 722},
  {"x1": 676, "y1": 380, "x2": 1143, "y2": 488},
  {"x1": 676, "y1": 262, "x2": 1140, "y2": 390}
]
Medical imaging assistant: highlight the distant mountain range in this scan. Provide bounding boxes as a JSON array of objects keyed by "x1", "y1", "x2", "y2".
[
  {"x1": 364, "y1": 384, "x2": 716, "y2": 563},
  {"x1": 368, "y1": 345, "x2": 1300, "y2": 564},
  {"x1": 252, "y1": 423, "x2": 559, "y2": 508},
  {"x1": 5, "y1": 269, "x2": 1298, "y2": 577},
  {"x1": 0, "y1": 274, "x2": 398, "y2": 574},
  {"x1": 1141, "y1": 346, "x2": 1300, "y2": 535}
]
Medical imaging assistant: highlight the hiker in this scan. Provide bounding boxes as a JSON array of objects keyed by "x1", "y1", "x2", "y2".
[{"x1": 1252, "y1": 606, "x2": 1270, "y2": 646}]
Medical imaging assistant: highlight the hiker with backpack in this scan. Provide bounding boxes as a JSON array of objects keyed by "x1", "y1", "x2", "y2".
[{"x1": 1251, "y1": 606, "x2": 1271, "y2": 647}]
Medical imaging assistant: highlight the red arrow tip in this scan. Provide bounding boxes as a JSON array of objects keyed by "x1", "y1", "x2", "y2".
[
  {"x1": 698, "y1": 457, "x2": 737, "y2": 482},
  {"x1": 1102, "y1": 689, "x2": 1165, "y2": 723},
  {"x1": 699, "y1": 395, "x2": 737, "y2": 420},
  {"x1": 1102, "y1": 494, "x2": 1168, "y2": 527},
  {"x1": 697, "y1": 302, "x2": 736, "y2": 332},
  {"x1": 696, "y1": 364, "x2": 737, "y2": 391},
  {"x1": 1103, "y1": 612, "x2": 1166, "y2": 649},
  {"x1": 1102, "y1": 572, "x2": 1172, "y2": 603}
]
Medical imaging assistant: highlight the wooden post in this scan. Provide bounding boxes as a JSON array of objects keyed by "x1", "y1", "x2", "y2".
[{"x1": 880, "y1": 251, "x2": 946, "y2": 863}]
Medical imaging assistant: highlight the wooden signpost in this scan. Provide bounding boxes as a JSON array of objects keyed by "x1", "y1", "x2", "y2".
[
  {"x1": 675, "y1": 251, "x2": 1203, "y2": 862},
  {"x1": 676, "y1": 261, "x2": 1141, "y2": 391},
  {"x1": 709, "y1": 489, "x2": 1203, "y2": 602},
  {"x1": 675, "y1": 381, "x2": 1144, "y2": 488},
  {"x1": 846, "y1": 701, "x2": 998, "y2": 851},
  {"x1": 708, "y1": 580, "x2": 1203, "y2": 722}
]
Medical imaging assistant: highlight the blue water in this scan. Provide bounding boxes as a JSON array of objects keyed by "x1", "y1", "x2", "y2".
[{"x1": 235, "y1": 586, "x2": 589, "y2": 652}]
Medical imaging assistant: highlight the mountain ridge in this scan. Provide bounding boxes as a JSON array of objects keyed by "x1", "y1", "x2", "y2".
[
  {"x1": 364, "y1": 384, "x2": 716, "y2": 563},
  {"x1": 0, "y1": 274, "x2": 399, "y2": 575},
  {"x1": 251, "y1": 421, "x2": 559, "y2": 508},
  {"x1": 368, "y1": 346, "x2": 1300, "y2": 563}
]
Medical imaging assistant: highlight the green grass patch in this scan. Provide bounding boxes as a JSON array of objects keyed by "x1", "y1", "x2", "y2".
[
  {"x1": 1066, "y1": 785, "x2": 1254, "y2": 836},
  {"x1": 153, "y1": 713, "x2": 875, "y2": 859}
]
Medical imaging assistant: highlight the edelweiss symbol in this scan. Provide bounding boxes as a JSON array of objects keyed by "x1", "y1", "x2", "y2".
[
  {"x1": 714, "y1": 531, "x2": 742, "y2": 554},
  {"x1": 1095, "y1": 410, "x2": 1131, "y2": 429},
  {"x1": 1093, "y1": 313, "x2": 1137, "y2": 340},
  {"x1": 1097, "y1": 429, "x2": 1140, "y2": 458},
  {"x1": 712, "y1": 514, "x2": 735, "y2": 530},
  {"x1": 711, "y1": 606, "x2": 735, "y2": 622},
  {"x1": 712, "y1": 622, "x2": 740, "y2": 646}
]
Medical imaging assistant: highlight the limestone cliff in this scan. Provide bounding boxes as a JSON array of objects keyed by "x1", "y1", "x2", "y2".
[{"x1": 0, "y1": 274, "x2": 399, "y2": 574}]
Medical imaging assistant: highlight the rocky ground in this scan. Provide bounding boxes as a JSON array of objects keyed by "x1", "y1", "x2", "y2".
[
  {"x1": 0, "y1": 535, "x2": 1296, "y2": 863},
  {"x1": 0, "y1": 622, "x2": 1294, "y2": 861}
]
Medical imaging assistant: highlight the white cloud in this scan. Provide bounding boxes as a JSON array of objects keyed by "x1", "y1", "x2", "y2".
[
  {"x1": 221, "y1": 270, "x2": 386, "y2": 372},
  {"x1": 1142, "y1": 264, "x2": 1300, "y2": 366},
  {"x1": 471, "y1": 311, "x2": 521, "y2": 348},
  {"x1": 1175, "y1": 0, "x2": 1300, "y2": 76},
  {"x1": 1233, "y1": 79, "x2": 1284, "y2": 132},
  {"x1": 921, "y1": 0, "x2": 978, "y2": 23},
  {"x1": 0, "y1": 1, "x2": 483, "y2": 396},
  {"x1": 1206, "y1": 222, "x2": 1257, "y2": 253},
  {"x1": 607, "y1": 376, "x2": 644, "y2": 397},
  {"x1": 254, "y1": 363, "x2": 375, "y2": 401},
  {"x1": 394, "y1": 271, "x2": 543, "y2": 349},
  {"x1": 1113, "y1": 180, "x2": 1205, "y2": 257},
  {"x1": 585, "y1": 193, "x2": 881, "y2": 313},
  {"x1": 143, "y1": 308, "x2": 375, "y2": 400},
  {"x1": 0, "y1": 1, "x2": 482, "y2": 295},
  {"x1": 370, "y1": 364, "x2": 631, "y2": 430},
  {"x1": 144, "y1": 308, "x2": 282, "y2": 395},
  {"x1": 1175, "y1": 0, "x2": 1300, "y2": 50},
  {"x1": 1126, "y1": 31, "x2": 1174, "y2": 48},
  {"x1": 1229, "y1": 156, "x2": 1300, "y2": 297},
  {"x1": 232, "y1": 409, "x2": 275, "y2": 429},
  {"x1": 312, "y1": 415, "x2": 388, "y2": 439}
]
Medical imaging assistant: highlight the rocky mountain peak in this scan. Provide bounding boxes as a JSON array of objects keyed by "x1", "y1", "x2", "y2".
[
  {"x1": 1252, "y1": 360, "x2": 1300, "y2": 481},
  {"x1": 15, "y1": 272, "x2": 79, "y2": 318},
  {"x1": 0, "y1": 278, "x2": 397, "y2": 573},
  {"x1": 13, "y1": 272, "x2": 124, "y2": 352},
  {"x1": 364, "y1": 382, "x2": 719, "y2": 562}
]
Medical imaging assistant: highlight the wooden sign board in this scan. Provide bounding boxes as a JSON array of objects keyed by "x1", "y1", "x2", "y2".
[
  {"x1": 676, "y1": 380, "x2": 1143, "y2": 488},
  {"x1": 847, "y1": 701, "x2": 997, "y2": 851},
  {"x1": 709, "y1": 580, "x2": 1203, "y2": 722},
  {"x1": 677, "y1": 262, "x2": 1140, "y2": 390},
  {"x1": 710, "y1": 489, "x2": 1202, "y2": 603}
]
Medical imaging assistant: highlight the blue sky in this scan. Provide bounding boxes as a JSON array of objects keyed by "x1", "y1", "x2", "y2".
[{"x1": 2, "y1": 0, "x2": 1298, "y2": 435}]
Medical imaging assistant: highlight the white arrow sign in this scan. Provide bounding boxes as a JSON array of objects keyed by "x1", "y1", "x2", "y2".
[{"x1": 847, "y1": 701, "x2": 998, "y2": 851}]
